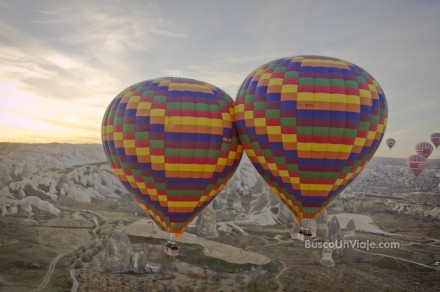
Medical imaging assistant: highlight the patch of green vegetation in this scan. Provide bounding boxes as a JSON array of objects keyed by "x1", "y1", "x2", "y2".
[{"x1": 4, "y1": 267, "x2": 47, "y2": 287}]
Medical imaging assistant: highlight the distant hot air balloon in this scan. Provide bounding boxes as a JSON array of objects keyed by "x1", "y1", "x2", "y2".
[
  {"x1": 431, "y1": 133, "x2": 440, "y2": 149},
  {"x1": 102, "y1": 77, "x2": 243, "y2": 243},
  {"x1": 407, "y1": 154, "x2": 427, "y2": 177},
  {"x1": 386, "y1": 138, "x2": 396, "y2": 150},
  {"x1": 415, "y1": 142, "x2": 433, "y2": 159},
  {"x1": 234, "y1": 55, "x2": 388, "y2": 224}
]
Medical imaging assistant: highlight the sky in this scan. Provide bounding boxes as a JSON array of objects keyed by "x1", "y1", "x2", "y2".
[{"x1": 0, "y1": 0, "x2": 439, "y2": 159}]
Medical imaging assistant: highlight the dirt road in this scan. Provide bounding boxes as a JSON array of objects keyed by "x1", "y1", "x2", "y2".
[{"x1": 34, "y1": 252, "x2": 64, "y2": 291}]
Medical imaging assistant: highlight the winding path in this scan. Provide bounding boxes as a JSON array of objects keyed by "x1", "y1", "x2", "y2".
[
  {"x1": 66, "y1": 209, "x2": 101, "y2": 291},
  {"x1": 34, "y1": 252, "x2": 65, "y2": 291},
  {"x1": 69, "y1": 268, "x2": 79, "y2": 292},
  {"x1": 274, "y1": 259, "x2": 287, "y2": 292},
  {"x1": 353, "y1": 248, "x2": 438, "y2": 270}
]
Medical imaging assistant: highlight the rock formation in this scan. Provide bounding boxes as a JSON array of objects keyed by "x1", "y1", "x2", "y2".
[
  {"x1": 316, "y1": 210, "x2": 328, "y2": 238},
  {"x1": 103, "y1": 225, "x2": 134, "y2": 273},
  {"x1": 320, "y1": 248, "x2": 335, "y2": 267},
  {"x1": 102, "y1": 224, "x2": 158, "y2": 274},
  {"x1": 129, "y1": 251, "x2": 147, "y2": 273},
  {"x1": 343, "y1": 219, "x2": 356, "y2": 241},
  {"x1": 195, "y1": 203, "x2": 218, "y2": 238},
  {"x1": 327, "y1": 216, "x2": 343, "y2": 257}
]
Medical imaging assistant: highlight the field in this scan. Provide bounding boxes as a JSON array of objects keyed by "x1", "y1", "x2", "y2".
[{"x1": 1, "y1": 195, "x2": 440, "y2": 291}]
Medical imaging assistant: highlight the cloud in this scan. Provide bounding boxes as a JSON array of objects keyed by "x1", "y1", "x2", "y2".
[{"x1": 0, "y1": 0, "x2": 439, "y2": 159}]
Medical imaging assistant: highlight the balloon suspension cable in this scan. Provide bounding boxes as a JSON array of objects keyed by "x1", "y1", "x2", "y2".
[{"x1": 169, "y1": 232, "x2": 175, "y2": 242}]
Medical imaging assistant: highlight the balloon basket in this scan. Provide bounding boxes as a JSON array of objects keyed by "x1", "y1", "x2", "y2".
[{"x1": 163, "y1": 240, "x2": 179, "y2": 256}]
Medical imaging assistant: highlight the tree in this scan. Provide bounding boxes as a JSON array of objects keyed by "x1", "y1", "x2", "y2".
[{"x1": 247, "y1": 267, "x2": 267, "y2": 291}]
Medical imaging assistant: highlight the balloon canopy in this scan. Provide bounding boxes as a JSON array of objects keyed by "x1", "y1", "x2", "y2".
[
  {"x1": 102, "y1": 77, "x2": 243, "y2": 239},
  {"x1": 386, "y1": 138, "x2": 396, "y2": 150},
  {"x1": 430, "y1": 133, "x2": 440, "y2": 149},
  {"x1": 415, "y1": 142, "x2": 433, "y2": 159},
  {"x1": 407, "y1": 154, "x2": 427, "y2": 177},
  {"x1": 235, "y1": 55, "x2": 388, "y2": 224}
]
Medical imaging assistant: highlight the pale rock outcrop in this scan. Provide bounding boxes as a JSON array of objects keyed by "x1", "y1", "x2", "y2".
[
  {"x1": 8, "y1": 205, "x2": 18, "y2": 215},
  {"x1": 343, "y1": 219, "x2": 356, "y2": 241},
  {"x1": 49, "y1": 181, "x2": 57, "y2": 195},
  {"x1": 18, "y1": 196, "x2": 61, "y2": 216},
  {"x1": 129, "y1": 251, "x2": 147, "y2": 273},
  {"x1": 18, "y1": 188, "x2": 26, "y2": 198},
  {"x1": 320, "y1": 249, "x2": 335, "y2": 267},
  {"x1": 103, "y1": 225, "x2": 158, "y2": 274},
  {"x1": 316, "y1": 210, "x2": 328, "y2": 238},
  {"x1": 102, "y1": 226, "x2": 134, "y2": 273},
  {"x1": 195, "y1": 203, "x2": 218, "y2": 238},
  {"x1": 327, "y1": 216, "x2": 343, "y2": 257}
]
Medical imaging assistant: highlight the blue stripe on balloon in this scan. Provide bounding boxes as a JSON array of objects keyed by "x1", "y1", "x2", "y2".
[
  {"x1": 164, "y1": 132, "x2": 223, "y2": 142},
  {"x1": 150, "y1": 124, "x2": 164, "y2": 132},
  {"x1": 298, "y1": 158, "x2": 347, "y2": 166}
]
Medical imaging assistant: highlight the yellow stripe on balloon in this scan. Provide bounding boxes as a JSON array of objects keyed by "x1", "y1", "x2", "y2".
[
  {"x1": 151, "y1": 108, "x2": 165, "y2": 116},
  {"x1": 354, "y1": 137, "x2": 366, "y2": 146},
  {"x1": 359, "y1": 89, "x2": 372, "y2": 98},
  {"x1": 281, "y1": 84, "x2": 298, "y2": 93},
  {"x1": 164, "y1": 163, "x2": 216, "y2": 172},
  {"x1": 268, "y1": 78, "x2": 283, "y2": 86},
  {"x1": 297, "y1": 143, "x2": 353, "y2": 153},
  {"x1": 150, "y1": 156, "x2": 165, "y2": 164},
  {"x1": 299, "y1": 184, "x2": 334, "y2": 192},
  {"x1": 221, "y1": 112, "x2": 232, "y2": 121},
  {"x1": 136, "y1": 148, "x2": 150, "y2": 156},
  {"x1": 172, "y1": 201, "x2": 198, "y2": 208},
  {"x1": 137, "y1": 102, "x2": 152, "y2": 109}
]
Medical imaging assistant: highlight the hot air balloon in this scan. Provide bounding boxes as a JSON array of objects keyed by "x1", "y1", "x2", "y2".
[
  {"x1": 415, "y1": 142, "x2": 433, "y2": 159},
  {"x1": 235, "y1": 55, "x2": 388, "y2": 224},
  {"x1": 386, "y1": 138, "x2": 396, "y2": 150},
  {"x1": 431, "y1": 133, "x2": 440, "y2": 149},
  {"x1": 102, "y1": 77, "x2": 243, "y2": 250},
  {"x1": 407, "y1": 154, "x2": 427, "y2": 177}
]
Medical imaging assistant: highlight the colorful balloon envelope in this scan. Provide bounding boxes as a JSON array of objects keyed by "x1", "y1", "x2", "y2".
[
  {"x1": 235, "y1": 56, "x2": 388, "y2": 223},
  {"x1": 407, "y1": 154, "x2": 427, "y2": 177},
  {"x1": 102, "y1": 77, "x2": 243, "y2": 239},
  {"x1": 415, "y1": 142, "x2": 433, "y2": 159},
  {"x1": 386, "y1": 138, "x2": 396, "y2": 150},
  {"x1": 430, "y1": 133, "x2": 440, "y2": 149}
]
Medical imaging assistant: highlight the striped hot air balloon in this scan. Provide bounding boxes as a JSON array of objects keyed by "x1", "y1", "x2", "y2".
[
  {"x1": 407, "y1": 154, "x2": 427, "y2": 177},
  {"x1": 102, "y1": 77, "x2": 243, "y2": 240},
  {"x1": 416, "y1": 142, "x2": 433, "y2": 159},
  {"x1": 235, "y1": 55, "x2": 388, "y2": 224},
  {"x1": 430, "y1": 133, "x2": 440, "y2": 149},
  {"x1": 386, "y1": 138, "x2": 396, "y2": 150}
]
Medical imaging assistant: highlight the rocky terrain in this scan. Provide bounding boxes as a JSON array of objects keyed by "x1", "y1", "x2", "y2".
[
  {"x1": 1, "y1": 143, "x2": 440, "y2": 291},
  {"x1": 1, "y1": 143, "x2": 439, "y2": 229}
]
